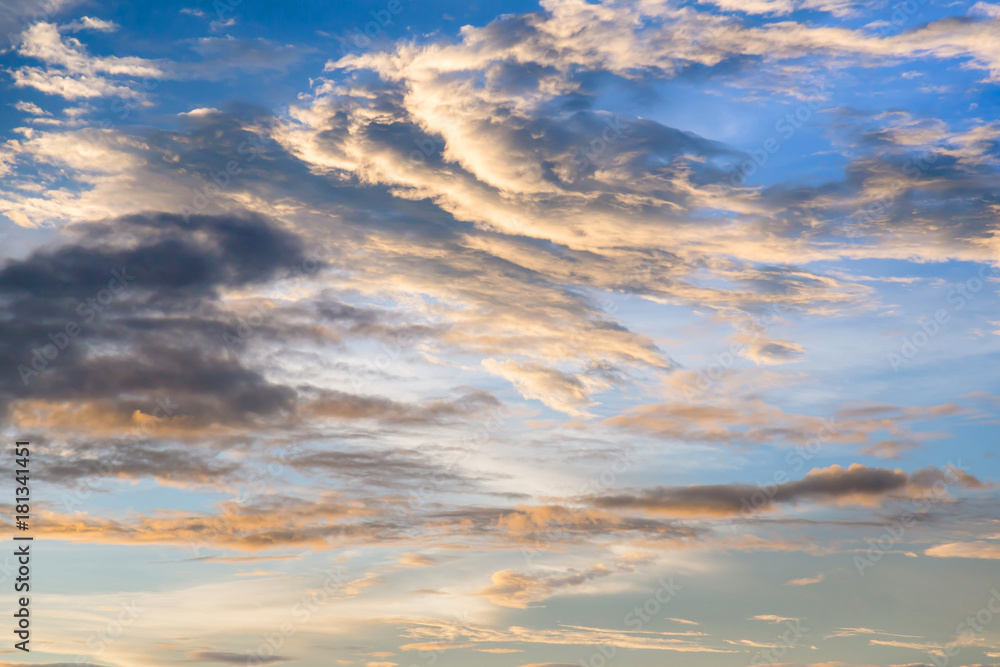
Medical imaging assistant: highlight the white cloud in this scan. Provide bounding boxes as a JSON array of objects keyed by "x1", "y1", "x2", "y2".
[
  {"x1": 14, "y1": 101, "x2": 50, "y2": 115},
  {"x1": 483, "y1": 359, "x2": 611, "y2": 416},
  {"x1": 970, "y1": 2, "x2": 1000, "y2": 18},
  {"x1": 19, "y1": 22, "x2": 162, "y2": 76},
  {"x1": 11, "y1": 21, "x2": 165, "y2": 100},
  {"x1": 62, "y1": 16, "x2": 119, "y2": 32}
]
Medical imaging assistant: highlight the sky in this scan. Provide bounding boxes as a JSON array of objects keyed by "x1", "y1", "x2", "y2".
[{"x1": 0, "y1": 0, "x2": 999, "y2": 666}]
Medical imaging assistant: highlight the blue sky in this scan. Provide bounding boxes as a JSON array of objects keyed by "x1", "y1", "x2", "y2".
[{"x1": 1, "y1": 1, "x2": 1000, "y2": 666}]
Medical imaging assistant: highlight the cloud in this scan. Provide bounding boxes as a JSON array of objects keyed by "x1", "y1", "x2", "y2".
[
  {"x1": 396, "y1": 618, "x2": 735, "y2": 653},
  {"x1": 336, "y1": 0, "x2": 1000, "y2": 88},
  {"x1": 62, "y1": 16, "x2": 118, "y2": 32},
  {"x1": 300, "y1": 388, "x2": 499, "y2": 426},
  {"x1": 13, "y1": 101, "x2": 50, "y2": 115},
  {"x1": 698, "y1": 0, "x2": 862, "y2": 16},
  {"x1": 0, "y1": 212, "x2": 308, "y2": 424},
  {"x1": 785, "y1": 573, "x2": 825, "y2": 585},
  {"x1": 37, "y1": 493, "x2": 390, "y2": 551},
  {"x1": 0, "y1": 0, "x2": 81, "y2": 50},
  {"x1": 280, "y1": 442, "x2": 487, "y2": 490},
  {"x1": 189, "y1": 651, "x2": 294, "y2": 665},
  {"x1": 10, "y1": 25, "x2": 304, "y2": 102},
  {"x1": 12, "y1": 22, "x2": 165, "y2": 100},
  {"x1": 590, "y1": 464, "x2": 984, "y2": 517},
  {"x1": 492, "y1": 504, "x2": 696, "y2": 544},
  {"x1": 0, "y1": 3, "x2": 996, "y2": 666},
  {"x1": 736, "y1": 334, "x2": 806, "y2": 365},
  {"x1": 824, "y1": 627, "x2": 923, "y2": 639},
  {"x1": 398, "y1": 642, "x2": 476, "y2": 651},
  {"x1": 37, "y1": 438, "x2": 241, "y2": 486},
  {"x1": 398, "y1": 553, "x2": 437, "y2": 567},
  {"x1": 971, "y1": 2, "x2": 1000, "y2": 19},
  {"x1": 9, "y1": 66, "x2": 147, "y2": 99},
  {"x1": 924, "y1": 541, "x2": 1000, "y2": 559},
  {"x1": 482, "y1": 359, "x2": 614, "y2": 416},
  {"x1": 606, "y1": 397, "x2": 962, "y2": 453},
  {"x1": 476, "y1": 564, "x2": 614, "y2": 608}
]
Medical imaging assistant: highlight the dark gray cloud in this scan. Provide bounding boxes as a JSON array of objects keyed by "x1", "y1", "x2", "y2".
[
  {"x1": 283, "y1": 447, "x2": 476, "y2": 490},
  {"x1": 0, "y1": 209, "x2": 500, "y2": 496},
  {"x1": 591, "y1": 465, "x2": 986, "y2": 516},
  {"x1": 301, "y1": 388, "x2": 499, "y2": 424},
  {"x1": 189, "y1": 650, "x2": 293, "y2": 665},
  {"x1": 38, "y1": 439, "x2": 241, "y2": 485},
  {"x1": 1, "y1": 211, "x2": 307, "y2": 299},
  {"x1": 0, "y1": 211, "x2": 308, "y2": 422}
]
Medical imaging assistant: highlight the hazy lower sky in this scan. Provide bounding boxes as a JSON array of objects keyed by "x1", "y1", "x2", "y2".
[{"x1": 1, "y1": 1, "x2": 999, "y2": 666}]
